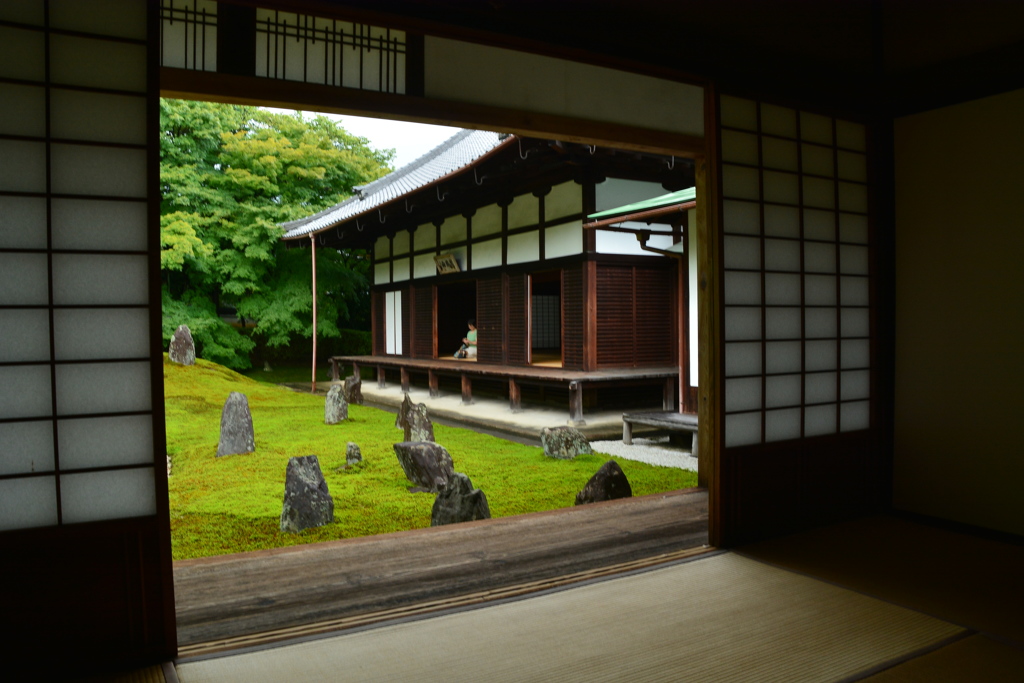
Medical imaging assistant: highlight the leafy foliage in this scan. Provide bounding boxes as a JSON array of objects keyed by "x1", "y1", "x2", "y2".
[{"x1": 160, "y1": 99, "x2": 392, "y2": 368}]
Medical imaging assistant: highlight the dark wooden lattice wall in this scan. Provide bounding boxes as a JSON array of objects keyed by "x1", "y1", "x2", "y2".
[
  {"x1": 596, "y1": 263, "x2": 675, "y2": 367},
  {"x1": 476, "y1": 276, "x2": 504, "y2": 364},
  {"x1": 562, "y1": 265, "x2": 585, "y2": 369},
  {"x1": 507, "y1": 274, "x2": 528, "y2": 366},
  {"x1": 412, "y1": 285, "x2": 434, "y2": 358}
]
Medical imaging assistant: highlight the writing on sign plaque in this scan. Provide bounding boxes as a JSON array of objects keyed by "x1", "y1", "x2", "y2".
[{"x1": 434, "y1": 253, "x2": 461, "y2": 274}]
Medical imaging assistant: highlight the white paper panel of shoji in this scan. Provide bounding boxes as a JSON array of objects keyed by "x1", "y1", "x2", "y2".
[
  {"x1": 761, "y1": 137, "x2": 797, "y2": 171},
  {"x1": 0, "y1": 476, "x2": 58, "y2": 531},
  {"x1": 841, "y1": 339, "x2": 870, "y2": 369},
  {"x1": 0, "y1": 0, "x2": 45, "y2": 24},
  {"x1": 51, "y1": 198, "x2": 148, "y2": 251},
  {"x1": 721, "y1": 129, "x2": 759, "y2": 165},
  {"x1": 50, "y1": 144, "x2": 147, "y2": 197},
  {"x1": 58, "y1": 414, "x2": 153, "y2": 470},
  {"x1": 804, "y1": 403, "x2": 837, "y2": 436},
  {"x1": 724, "y1": 271, "x2": 761, "y2": 306},
  {"x1": 391, "y1": 258, "x2": 409, "y2": 282},
  {"x1": 0, "y1": 309, "x2": 50, "y2": 362},
  {"x1": 805, "y1": 339, "x2": 838, "y2": 372},
  {"x1": 472, "y1": 238, "x2": 502, "y2": 270},
  {"x1": 805, "y1": 242, "x2": 837, "y2": 273},
  {"x1": 839, "y1": 213, "x2": 869, "y2": 244},
  {"x1": 760, "y1": 104, "x2": 796, "y2": 138},
  {"x1": 53, "y1": 308, "x2": 150, "y2": 361},
  {"x1": 765, "y1": 273, "x2": 800, "y2": 305},
  {"x1": 0, "y1": 196, "x2": 47, "y2": 249},
  {"x1": 800, "y1": 111, "x2": 833, "y2": 144},
  {"x1": 725, "y1": 377, "x2": 761, "y2": 412},
  {"x1": 544, "y1": 221, "x2": 583, "y2": 259},
  {"x1": 766, "y1": 307, "x2": 801, "y2": 340},
  {"x1": 724, "y1": 307, "x2": 761, "y2": 341},
  {"x1": 841, "y1": 308, "x2": 870, "y2": 338},
  {"x1": 765, "y1": 341, "x2": 802, "y2": 374},
  {"x1": 837, "y1": 151, "x2": 867, "y2": 182},
  {"x1": 161, "y1": 0, "x2": 218, "y2": 71},
  {"x1": 50, "y1": 35, "x2": 147, "y2": 92},
  {"x1": 765, "y1": 407, "x2": 801, "y2": 442},
  {"x1": 50, "y1": 0, "x2": 148, "y2": 39},
  {"x1": 841, "y1": 401, "x2": 870, "y2": 432},
  {"x1": 722, "y1": 164, "x2": 760, "y2": 200},
  {"x1": 839, "y1": 182, "x2": 868, "y2": 213},
  {"x1": 725, "y1": 342, "x2": 762, "y2": 377},
  {"x1": 764, "y1": 239, "x2": 800, "y2": 271},
  {"x1": 766, "y1": 373, "x2": 802, "y2": 408},
  {"x1": 802, "y1": 176, "x2": 835, "y2": 209},
  {"x1": 763, "y1": 171, "x2": 799, "y2": 205},
  {"x1": 835, "y1": 120, "x2": 866, "y2": 151},
  {"x1": 51, "y1": 254, "x2": 148, "y2": 306},
  {"x1": 0, "y1": 365, "x2": 53, "y2": 419},
  {"x1": 723, "y1": 200, "x2": 761, "y2": 235},
  {"x1": 55, "y1": 361, "x2": 151, "y2": 416},
  {"x1": 508, "y1": 231, "x2": 539, "y2": 265},
  {"x1": 0, "y1": 140, "x2": 47, "y2": 193},
  {"x1": 763, "y1": 204, "x2": 799, "y2": 238},
  {"x1": 805, "y1": 372, "x2": 837, "y2": 404},
  {"x1": 0, "y1": 253, "x2": 49, "y2": 305},
  {"x1": 723, "y1": 236, "x2": 760, "y2": 269},
  {"x1": 720, "y1": 95, "x2": 757, "y2": 130},
  {"x1": 0, "y1": 420, "x2": 54, "y2": 475},
  {"x1": 804, "y1": 275, "x2": 837, "y2": 306},
  {"x1": 0, "y1": 26, "x2": 46, "y2": 81},
  {"x1": 801, "y1": 144, "x2": 834, "y2": 177},
  {"x1": 804, "y1": 209, "x2": 836, "y2": 241},
  {"x1": 50, "y1": 89, "x2": 147, "y2": 144},
  {"x1": 840, "y1": 245, "x2": 870, "y2": 275},
  {"x1": 725, "y1": 412, "x2": 761, "y2": 447},
  {"x1": 805, "y1": 308, "x2": 838, "y2": 338},
  {"x1": 841, "y1": 370, "x2": 871, "y2": 401},
  {"x1": 0, "y1": 82, "x2": 45, "y2": 137},
  {"x1": 60, "y1": 467, "x2": 156, "y2": 523}
]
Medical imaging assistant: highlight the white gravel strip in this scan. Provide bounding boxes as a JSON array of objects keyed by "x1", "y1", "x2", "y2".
[{"x1": 590, "y1": 435, "x2": 698, "y2": 471}]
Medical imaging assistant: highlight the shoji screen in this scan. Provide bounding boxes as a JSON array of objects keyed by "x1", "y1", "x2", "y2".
[
  {"x1": 0, "y1": 2, "x2": 161, "y2": 530},
  {"x1": 719, "y1": 95, "x2": 871, "y2": 447}
]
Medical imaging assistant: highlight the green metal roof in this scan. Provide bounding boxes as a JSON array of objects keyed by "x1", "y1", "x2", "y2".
[{"x1": 587, "y1": 186, "x2": 696, "y2": 220}]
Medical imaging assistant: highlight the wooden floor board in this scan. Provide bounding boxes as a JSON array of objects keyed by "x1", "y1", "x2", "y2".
[{"x1": 174, "y1": 488, "x2": 708, "y2": 648}]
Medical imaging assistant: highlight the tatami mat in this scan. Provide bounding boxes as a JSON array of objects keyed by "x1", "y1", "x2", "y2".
[
  {"x1": 860, "y1": 634, "x2": 1024, "y2": 682},
  {"x1": 176, "y1": 553, "x2": 963, "y2": 683}
]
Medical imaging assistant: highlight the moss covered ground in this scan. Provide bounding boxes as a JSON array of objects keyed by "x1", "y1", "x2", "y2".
[{"x1": 165, "y1": 355, "x2": 697, "y2": 560}]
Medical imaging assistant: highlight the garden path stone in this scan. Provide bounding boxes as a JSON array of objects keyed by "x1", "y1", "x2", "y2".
[
  {"x1": 168, "y1": 324, "x2": 195, "y2": 365},
  {"x1": 431, "y1": 472, "x2": 491, "y2": 526},
  {"x1": 344, "y1": 374, "x2": 363, "y2": 405},
  {"x1": 540, "y1": 425, "x2": 592, "y2": 459},
  {"x1": 325, "y1": 384, "x2": 348, "y2": 424},
  {"x1": 575, "y1": 460, "x2": 632, "y2": 505},
  {"x1": 216, "y1": 391, "x2": 255, "y2": 456},
  {"x1": 396, "y1": 393, "x2": 434, "y2": 442},
  {"x1": 280, "y1": 455, "x2": 334, "y2": 533},
  {"x1": 346, "y1": 442, "x2": 362, "y2": 466},
  {"x1": 393, "y1": 441, "x2": 453, "y2": 493}
]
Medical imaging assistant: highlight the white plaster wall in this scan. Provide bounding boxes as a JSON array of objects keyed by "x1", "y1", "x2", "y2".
[
  {"x1": 414, "y1": 223, "x2": 436, "y2": 250},
  {"x1": 473, "y1": 203, "x2": 502, "y2": 238},
  {"x1": 414, "y1": 253, "x2": 435, "y2": 280},
  {"x1": 688, "y1": 207, "x2": 698, "y2": 387},
  {"x1": 424, "y1": 37, "x2": 704, "y2": 137},
  {"x1": 374, "y1": 235, "x2": 389, "y2": 259},
  {"x1": 545, "y1": 180, "x2": 580, "y2": 221},
  {"x1": 472, "y1": 238, "x2": 501, "y2": 270},
  {"x1": 595, "y1": 178, "x2": 667, "y2": 212},
  {"x1": 508, "y1": 230, "x2": 539, "y2": 265},
  {"x1": 440, "y1": 215, "x2": 466, "y2": 245},
  {"x1": 373, "y1": 262, "x2": 390, "y2": 285},
  {"x1": 392, "y1": 257, "x2": 409, "y2": 282},
  {"x1": 894, "y1": 87, "x2": 1024, "y2": 536},
  {"x1": 508, "y1": 193, "x2": 539, "y2": 229},
  {"x1": 392, "y1": 230, "x2": 410, "y2": 256},
  {"x1": 545, "y1": 220, "x2": 582, "y2": 259}
]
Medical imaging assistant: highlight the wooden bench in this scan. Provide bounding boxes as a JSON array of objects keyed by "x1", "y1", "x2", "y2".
[
  {"x1": 622, "y1": 411, "x2": 698, "y2": 458},
  {"x1": 329, "y1": 355, "x2": 679, "y2": 426}
]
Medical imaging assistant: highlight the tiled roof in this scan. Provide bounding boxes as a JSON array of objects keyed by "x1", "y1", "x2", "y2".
[{"x1": 280, "y1": 129, "x2": 509, "y2": 239}]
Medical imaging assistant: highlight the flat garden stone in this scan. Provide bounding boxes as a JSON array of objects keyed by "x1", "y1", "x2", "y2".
[
  {"x1": 396, "y1": 393, "x2": 434, "y2": 442},
  {"x1": 431, "y1": 472, "x2": 491, "y2": 527},
  {"x1": 393, "y1": 441, "x2": 453, "y2": 493},
  {"x1": 168, "y1": 324, "x2": 195, "y2": 365},
  {"x1": 343, "y1": 374, "x2": 363, "y2": 405},
  {"x1": 325, "y1": 384, "x2": 348, "y2": 424},
  {"x1": 216, "y1": 391, "x2": 255, "y2": 456},
  {"x1": 280, "y1": 455, "x2": 334, "y2": 533},
  {"x1": 540, "y1": 425, "x2": 592, "y2": 460},
  {"x1": 575, "y1": 460, "x2": 632, "y2": 505}
]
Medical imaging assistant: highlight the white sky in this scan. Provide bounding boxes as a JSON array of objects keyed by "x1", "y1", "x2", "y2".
[{"x1": 268, "y1": 108, "x2": 462, "y2": 169}]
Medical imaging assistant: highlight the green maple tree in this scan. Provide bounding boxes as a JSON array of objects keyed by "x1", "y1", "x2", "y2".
[{"x1": 160, "y1": 99, "x2": 392, "y2": 368}]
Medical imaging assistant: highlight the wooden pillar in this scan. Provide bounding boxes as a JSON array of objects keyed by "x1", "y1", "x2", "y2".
[
  {"x1": 663, "y1": 377, "x2": 676, "y2": 411},
  {"x1": 329, "y1": 358, "x2": 340, "y2": 382},
  {"x1": 461, "y1": 375, "x2": 473, "y2": 405},
  {"x1": 569, "y1": 380, "x2": 585, "y2": 425},
  {"x1": 377, "y1": 366, "x2": 386, "y2": 389},
  {"x1": 509, "y1": 378, "x2": 522, "y2": 413},
  {"x1": 428, "y1": 370, "x2": 439, "y2": 397},
  {"x1": 401, "y1": 368, "x2": 410, "y2": 393}
]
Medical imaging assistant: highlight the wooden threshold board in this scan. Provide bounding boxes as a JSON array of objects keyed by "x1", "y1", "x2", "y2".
[{"x1": 177, "y1": 545, "x2": 714, "y2": 659}]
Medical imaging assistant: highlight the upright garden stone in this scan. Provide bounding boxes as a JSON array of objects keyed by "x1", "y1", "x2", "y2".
[
  {"x1": 575, "y1": 460, "x2": 632, "y2": 505},
  {"x1": 540, "y1": 426, "x2": 592, "y2": 459},
  {"x1": 431, "y1": 472, "x2": 491, "y2": 526},
  {"x1": 393, "y1": 441, "x2": 453, "y2": 493},
  {"x1": 280, "y1": 455, "x2": 334, "y2": 533},
  {"x1": 395, "y1": 393, "x2": 434, "y2": 442},
  {"x1": 324, "y1": 384, "x2": 348, "y2": 424},
  {"x1": 168, "y1": 324, "x2": 195, "y2": 365},
  {"x1": 343, "y1": 374, "x2": 363, "y2": 405},
  {"x1": 346, "y1": 442, "x2": 362, "y2": 466},
  {"x1": 216, "y1": 392, "x2": 255, "y2": 456}
]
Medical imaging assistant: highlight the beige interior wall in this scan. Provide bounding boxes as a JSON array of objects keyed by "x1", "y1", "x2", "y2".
[{"x1": 894, "y1": 88, "x2": 1024, "y2": 536}]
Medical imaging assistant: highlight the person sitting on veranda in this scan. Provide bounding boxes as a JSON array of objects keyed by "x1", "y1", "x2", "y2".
[{"x1": 454, "y1": 319, "x2": 477, "y2": 359}]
